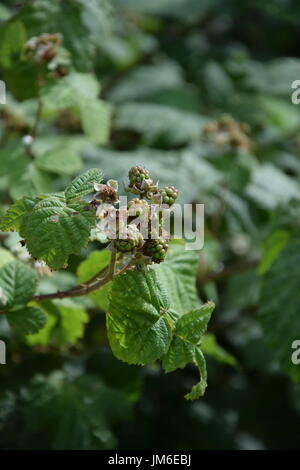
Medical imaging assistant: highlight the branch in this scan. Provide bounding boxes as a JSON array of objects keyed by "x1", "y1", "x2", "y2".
[{"x1": 32, "y1": 254, "x2": 134, "y2": 302}]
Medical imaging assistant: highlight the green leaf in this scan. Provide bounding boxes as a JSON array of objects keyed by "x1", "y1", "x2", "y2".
[
  {"x1": 79, "y1": 100, "x2": 111, "y2": 145},
  {"x1": 65, "y1": 168, "x2": 103, "y2": 201},
  {"x1": 27, "y1": 309, "x2": 57, "y2": 346},
  {"x1": 35, "y1": 137, "x2": 84, "y2": 176},
  {"x1": 0, "y1": 196, "x2": 39, "y2": 233},
  {"x1": 115, "y1": 102, "x2": 207, "y2": 145},
  {"x1": 246, "y1": 164, "x2": 300, "y2": 210},
  {"x1": 26, "y1": 300, "x2": 88, "y2": 346},
  {"x1": 7, "y1": 306, "x2": 47, "y2": 335},
  {"x1": 57, "y1": 304, "x2": 88, "y2": 344},
  {"x1": 259, "y1": 96, "x2": 300, "y2": 133},
  {"x1": 175, "y1": 302, "x2": 214, "y2": 344},
  {"x1": 0, "y1": 261, "x2": 38, "y2": 309},
  {"x1": 259, "y1": 239, "x2": 300, "y2": 380},
  {"x1": 41, "y1": 73, "x2": 111, "y2": 144},
  {"x1": 259, "y1": 229, "x2": 290, "y2": 275},
  {"x1": 0, "y1": 248, "x2": 15, "y2": 269},
  {"x1": 162, "y1": 302, "x2": 214, "y2": 400},
  {"x1": 185, "y1": 348, "x2": 207, "y2": 400},
  {"x1": 77, "y1": 250, "x2": 111, "y2": 311},
  {"x1": 8, "y1": 155, "x2": 53, "y2": 200},
  {"x1": 107, "y1": 61, "x2": 184, "y2": 102},
  {"x1": 5, "y1": 371, "x2": 132, "y2": 450},
  {"x1": 153, "y1": 244, "x2": 200, "y2": 314},
  {"x1": 107, "y1": 269, "x2": 173, "y2": 365},
  {"x1": 22, "y1": 196, "x2": 96, "y2": 269},
  {"x1": 201, "y1": 333, "x2": 237, "y2": 367},
  {"x1": 41, "y1": 73, "x2": 100, "y2": 111},
  {"x1": 0, "y1": 21, "x2": 26, "y2": 68}
]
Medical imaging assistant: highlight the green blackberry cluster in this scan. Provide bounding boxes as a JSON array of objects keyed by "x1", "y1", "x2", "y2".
[
  {"x1": 128, "y1": 198, "x2": 150, "y2": 220},
  {"x1": 114, "y1": 226, "x2": 144, "y2": 254},
  {"x1": 108, "y1": 166, "x2": 178, "y2": 264},
  {"x1": 143, "y1": 238, "x2": 169, "y2": 263},
  {"x1": 160, "y1": 186, "x2": 179, "y2": 207},
  {"x1": 129, "y1": 166, "x2": 150, "y2": 185},
  {"x1": 126, "y1": 166, "x2": 157, "y2": 197}
]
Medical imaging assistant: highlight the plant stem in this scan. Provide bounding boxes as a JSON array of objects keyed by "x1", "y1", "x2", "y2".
[{"x1": 32, "y1": 254, "x2": 133, "y2": 302}]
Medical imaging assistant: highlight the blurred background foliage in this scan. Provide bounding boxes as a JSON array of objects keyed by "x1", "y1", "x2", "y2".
[{"x1": 1, "y1": 0, "x2": 300, "y2": 450}]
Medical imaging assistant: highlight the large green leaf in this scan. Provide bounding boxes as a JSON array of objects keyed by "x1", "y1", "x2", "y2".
[
  {"x1": 153, "y1": 244, "x2": 200, "y2": 314},
  {"x1": 162, "y1": 302, "x2": 214, "y2": 399},
  {"x1": 0, "y1": 20, "x2": 26, "y2": 68},
  {"x1": 7, "y1": 306, "x2": 47, "y2": 335},
  {"x1": 79, "y1": 99, "x2": 111, "y2": 145},
  {"x1": 35, "y1": 137, "x2": 84, "y2": 175},
  {"x1": 0, "y1": 261, "x2": 38, "y2": 309},
  {"x1": 0, "y1": 196, "x2": 40, "y2": 233},
  {"x1": 115, "y1": 102, "x2": 207, "y2": 145},
  {"x1": 41, "y1": 73, "x2": 111, "y2": 144},
  {"x1": 107, "y1": 62, "x2": 184, "y2": 102},
  {"x1": 22, "y1": 196, "x2": 96, "y2": 269},
  {"x1": 259, "y1": 239, "x2": 300, "y2": 380},
  {"x1": 107, "y1": 269, "x2": 174, "y2": 365},
  {"x1": 246, "y1": 164, "x2": 300, "y2": 210}
]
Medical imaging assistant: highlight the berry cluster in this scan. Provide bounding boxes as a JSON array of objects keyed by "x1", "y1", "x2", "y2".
[
  {"x1": 203, "y1": 114, "x2": 251, "y2": 151},
  {"x1": 25, "y1": 33, "x2": 70, "y2": 78},
  {"x1": 160, "y1": 186, "x2": 179, "y2": 207},
  {"x1": 143, "y1": 238, "x2": 169, "y2": 263},
  {"x1": 93, "y1": 166, "x2": 179, "y2": 264}
]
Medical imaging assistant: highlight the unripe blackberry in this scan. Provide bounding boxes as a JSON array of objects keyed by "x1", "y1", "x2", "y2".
[
  {"x1": 126, "y1": 166, "x2": 157, "y2": 196},
  {"x1": 128, "y1": 198, "x2": 150, "y2": 219},
  {"x1": 143, "y1": 238, "x2": 169, "y2": 263},
  {"x1": 160, "y1": 186, "x2": 179, "y2": 206},
  {"x1": 128, "y1": 166, "x2": 150, "y2": 186},
  {"x1": 114, "y1": 226, "x2": 144, "y2": 254}
]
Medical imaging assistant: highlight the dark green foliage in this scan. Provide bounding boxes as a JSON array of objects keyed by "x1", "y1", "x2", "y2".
[{"x1": 1, "y1": 0, "x2": 300, "y2": 451}]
